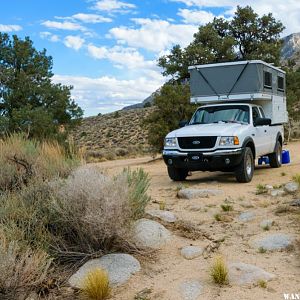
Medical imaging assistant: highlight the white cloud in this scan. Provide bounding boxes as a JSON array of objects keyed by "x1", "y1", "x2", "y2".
[
  {"x1": 42, "y1": 20, "x2": 87, "y2": 32},
  {"x1": 109, "y1": 18, "x2": 198, "y2": 52},
  {"x1": 0, "y1": 24, "x2": 22, "y2": 32},
  {"x1": 64, "y1": 36, "x2": 85, "y2": 50},
  {"x1": 40, "y1": 31, "x2": 60, "y2": 42},
  {"x1": 53, "y1": 73, "x2": 165, "y2": 115},
  {"x1": 72, "y1": 13, "x2": 112, "y2": 23},
  {"x1": 87, "y1": 44, "x2": 157, "y2": 70},
  {"x1": 92, "y1": 0, "x2": 136, "y2": 12},
  {"x1": 170, "y1": 0, "x2": 300, "y2": 35},
  {"x1": 178, "y1": 8, "x2": 215, "y2": 24}
]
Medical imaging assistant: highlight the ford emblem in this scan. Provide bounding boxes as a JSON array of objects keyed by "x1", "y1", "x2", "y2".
[
  {"x1": 192, "y1": 156, "x2": 200, "y2": 160},
  {"x1": 192, "y1": 140, "x2": 201, "y2": 145}
]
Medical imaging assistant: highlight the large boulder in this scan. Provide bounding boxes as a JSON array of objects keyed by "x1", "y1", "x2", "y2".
[
  {"x1": 177, "y1": 188, "x2": 223, "y2": 199},
  {"x1": 229, "y1": 262, "x2": 275, "y2": 286},
  {"x1": 284, "y1": 182, "x2": 299, "y2": 193},
  {"x1": 179, "y1": 280, "x2": 203, "y2": 300},
  {"x1": 147, "y1": 210, "x2": 177, "y2": 223},
  {"x1": 133, "y1": 218, "x2": 171, "y2": 249},
  {"x1": 69, "y1": 253, "x2": 140, "y2": 288},
  {"x1": 250, "y1": 233, "x2": 294, "y2": 251}
]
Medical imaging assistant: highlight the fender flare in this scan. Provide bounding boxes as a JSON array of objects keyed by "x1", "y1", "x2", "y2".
[
  {"x1": 241, "y1": 137, "x2": 256, "y2": 158},
  {"x1": 273, "y1": 132, "x2": 283, "y2": 152}
]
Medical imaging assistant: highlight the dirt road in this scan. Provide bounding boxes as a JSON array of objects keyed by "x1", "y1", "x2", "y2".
[{"x1": 97, "y1": 142, "x2": 300, "y2": 300}]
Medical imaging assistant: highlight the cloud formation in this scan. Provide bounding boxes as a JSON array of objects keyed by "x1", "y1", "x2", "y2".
[
  {"x1": 92, "y1": 0, "x2": 136, "y2": 13},
  {"x1": 0, "y1": 24, "x2": 22, "y2": 32},
  {"x1": 42, "y1": 20, "x2": 87, "y2": 32},
  {"x1": 64, "y1": 35, "x2": 85, "y2": 50}
]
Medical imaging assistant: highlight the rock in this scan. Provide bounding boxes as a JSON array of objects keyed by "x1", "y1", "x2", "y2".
[
  {"x1": 238, "y1": 211, "x2": 255, "y2": 222},
  {"x1": 178, "y1": 188, "x2": 223, "y2": 199},
  {"x1": 290, "y1": 199, "x2": 300, "y2": 207},
  {"x1": 147, "y1": 210, "x2": 177, "y2": 223},
  {"x1": 270, "y1": 189, "x2": 285, "y2": 197},
  {"x1": 260, "y1": 219, "x2": 274, "y2": 229},
  {"x1": 69, "y1": 253, "x2": 140, "y2": 288},
  {"x1": 181, "y1": 246, "x2": 203, "y2": 260},
  {"x1": 265, "y1": 185, "x2": 273, "y2": 190},
  {"x1": 284, "y1": 182, "x2": 299, "y2": 193},
  {"x1": 250, "y1": 233, "x2": 294, "y2": 251},
  {"x1": 133, "y1": 219, "x2": 171, "y2": 249},
  {"x1": 229, "y1": 262, "x2": 275, "y2": 286},
  {"x1": 179, "y1": 280, "x2": 203, "y2": 300}
]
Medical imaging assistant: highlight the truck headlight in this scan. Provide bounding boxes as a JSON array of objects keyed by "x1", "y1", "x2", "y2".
[
  {"x1": 164, "y1": 137, "x2": 177, "y2": 147},
  {"x1": 219, "y1": 136, "x2": 239, "y2": 146}
]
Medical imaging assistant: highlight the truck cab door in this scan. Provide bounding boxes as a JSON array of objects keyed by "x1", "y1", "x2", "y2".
[{"x1": 252, "y1": 107, "x2": 269, "y2": 156}]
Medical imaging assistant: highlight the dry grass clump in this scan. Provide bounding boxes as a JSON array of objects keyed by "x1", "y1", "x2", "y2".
[
  {"x1": 80, "y1": 268, "x2": 110, "y2": 300},
  {"x1": 0, "y1": 234, "x2": 52, "y2": 299},
  {"x1": 292, "y1": 173, "x2": 300, "y2": 185},
  {"x1": 210, "y1": 256, "x2": 229, "y2": 285},
  {"x1": 0, "y1": 134, "x2": 80, "y2": 191},
  {"x1": 256, "y1": 184, "x2": 268, "y2": 195}
]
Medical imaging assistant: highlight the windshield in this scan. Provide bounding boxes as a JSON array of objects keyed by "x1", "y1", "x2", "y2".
[{"x1": 189, "y1": 105, "x2": 250, "y2": 125}]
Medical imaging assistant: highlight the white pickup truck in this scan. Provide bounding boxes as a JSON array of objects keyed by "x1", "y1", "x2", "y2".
[
  {"x1": 163, "y1": 103, "x2": 283, "y2": 182},
  {"x1": 162, "y1": 60, "x2": 288, "y2": 183}
]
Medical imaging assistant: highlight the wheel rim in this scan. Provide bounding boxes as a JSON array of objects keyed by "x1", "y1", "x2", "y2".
[
  {"x1": 246, "y1": 154, "x2": 253, "y2": 176},
  {"x1": 277, "y1": 144, "x2": 282, "y2": 163}
]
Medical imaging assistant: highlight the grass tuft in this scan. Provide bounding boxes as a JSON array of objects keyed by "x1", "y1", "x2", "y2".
[
  {"x1": 210, "y1": 256, "x2": 228, "y2": 285},
  {"x1": 257, "y1": 279, "x2": 267, "y2": 288},
  {"x1": 258, "y1": 247, "x2": 267, "y2": 253},
  {"x1": 81, "y1": 268, "x2": 110, "y2": 300},
  {"x1": 220, "y1": 204, "x2": 233, "y2": 212},
  {"x1": 292, "y1": 173, "x2": 300, "y2": 185},
  {"x1": 256, "y1": 184, "x2": 267, "y2": 195}
]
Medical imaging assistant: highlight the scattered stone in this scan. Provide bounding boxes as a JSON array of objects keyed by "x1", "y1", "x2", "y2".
[
  {"x1": 181, "y1": 246, "x2": 204, "y2": 260},
  {"x1": 133, "y1": 218, "x2": 171, "y2": 249},
  {"x1": 179, "y1": 280, "x2": 203, "y2": 300},
  {"x1": 229, "y1": 262, "x2": 275, "y2": 286},
  {"x1": 177, "y1": 188, "x2": 223, "y2": 199},
  {"x1": 240, "y1": 202, "x2": 254, "y2": 209},
  {"x1": 265, "y1": 185, "x2": 273, "y2": 190},
  {"x1": 290, "y1": 199, "x2": 300, "y2": 207},
  {"x1": 238, "y1": 211, "x2": 255, "y2": 222},
  {"x1": 147, "y1": 210, "x2": 177, "y2": 223},
  {"x1": 188, "y1": 205, "x2": 202, "y2": 212},
  {"x1": 69, "y1": 253, "x2": 140, "y2": 288},
  {"x1": 284, "y1": 182, "x2": 299, "y2": 193},
  {"x1": 270, "y1": 189, "x2": 285, "y2": 197},
  {"x1": 250, "y1": 233, "x2": 294, "y2": 251},
  {"x1": 260, "y1": 219, "x2": 274, "y2": 229}
]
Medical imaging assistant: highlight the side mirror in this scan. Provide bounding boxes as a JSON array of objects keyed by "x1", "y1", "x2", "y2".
[
  {"x1": 179, "y1": 120, "x2": 188, "y2": 128},
  {"x1": 254, "y1": 117, "x2": 272, "y2": 126}
]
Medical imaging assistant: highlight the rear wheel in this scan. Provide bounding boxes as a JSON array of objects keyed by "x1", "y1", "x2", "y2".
[
  {"x1": 167, "y1": 166, "x2": 188, "y2": 181},
  {"x1": 269, "y1": 140, "x2": 282, "y2": 168},
  {"x1": 235, "y1": 147, "x2": 254, "y2": 183}
]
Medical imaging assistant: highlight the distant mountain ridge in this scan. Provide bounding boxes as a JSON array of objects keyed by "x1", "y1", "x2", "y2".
[{"x1": 123, "y1": 33, "x2": 300, "y2": 110}]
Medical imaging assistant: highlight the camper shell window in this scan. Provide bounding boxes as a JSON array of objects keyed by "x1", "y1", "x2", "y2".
[
  {"x1": 278, "y1": 76, "x2": 284, "y2": 91},
  {"x1": 264, "y1": 71, "x2": 272, "y2": 88}
]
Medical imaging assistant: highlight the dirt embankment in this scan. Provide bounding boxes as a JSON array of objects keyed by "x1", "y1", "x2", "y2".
[{"x1": 96, "y1": 141, "x2": 300, "y2": 300}]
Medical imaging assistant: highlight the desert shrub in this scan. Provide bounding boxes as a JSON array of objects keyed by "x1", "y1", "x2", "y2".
[
  {"x1": 80, "y1": 268, "x2": 110, "y2": 300},
  {"x1": 125, "y1": 168, "x2": 151, "y2": 219},
  {"x1": 292, "y1": 173, "x2": 300, "y2": 185},
  {"x1": 256, "y1": 184, "x2": 268, "y2": 195},
  {"x1": 0, "y1": 134, "x2": 80, "y2": 191},
  {"x1": 210, "y1": 256, "x2": 228, "y2": 285},
  {"x1": 0, "y1": 234, "x2": 52, "y2": 299}
]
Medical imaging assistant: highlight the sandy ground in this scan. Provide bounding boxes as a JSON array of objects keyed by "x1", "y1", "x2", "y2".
[{"x1": 96, "y1": 142, "x2": 300, "y2": 300}]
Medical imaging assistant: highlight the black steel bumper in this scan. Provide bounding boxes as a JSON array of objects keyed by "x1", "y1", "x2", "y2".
[{"x1": 162, "y1": 148, "x2": 244, "y2": 171}]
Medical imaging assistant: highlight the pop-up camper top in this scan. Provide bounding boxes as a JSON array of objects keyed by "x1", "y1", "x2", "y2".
[{"x1": 188, "y1": 60, "x2": 288, "y2": 124}]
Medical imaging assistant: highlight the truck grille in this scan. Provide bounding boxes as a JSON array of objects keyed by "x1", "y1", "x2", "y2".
[{"x1": 177, "y1": 136, "x2": 217, "y2": 149}]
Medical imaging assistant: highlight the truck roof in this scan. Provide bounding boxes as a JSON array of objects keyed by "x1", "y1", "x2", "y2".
[
  {"x1": 188, "y1": 60, "x2": 285, "y2": 74},
  {"x1": 200, "y1": 103, "x2": 261, "y2": 108}
]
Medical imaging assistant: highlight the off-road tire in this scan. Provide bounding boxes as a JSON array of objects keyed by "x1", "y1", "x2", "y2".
[
  {"x1": 235, "y1": 147, "x2": 254, "y2": 183},
  {"x1": 269, "y1": 140, "x2": 282, "y2": 168},
  {"x1": 167, "y1": 166, "x2": 188, "y2": 181}
]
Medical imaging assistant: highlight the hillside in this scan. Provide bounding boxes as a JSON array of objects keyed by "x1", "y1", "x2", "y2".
[{"x1": 71, "y1": 107, "x2": 154, "y2": 161}]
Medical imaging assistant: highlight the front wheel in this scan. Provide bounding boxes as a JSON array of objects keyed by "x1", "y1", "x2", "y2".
[
  {"x1": 268, "y1": 140, "x2": 282, "y2": 168},
  {"x1": 167, "y1": 166, "x2": 188, "y2": 181},
  {"x1": 235, "y1": 147, "x2": 254, "y2": 183}
]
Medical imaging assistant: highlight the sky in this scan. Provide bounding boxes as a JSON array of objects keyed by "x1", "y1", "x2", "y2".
[{"x1": 1, "y1": 0, "x2": 300, "y2": 116}]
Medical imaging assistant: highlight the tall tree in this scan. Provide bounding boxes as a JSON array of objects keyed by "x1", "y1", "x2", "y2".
[
  {"x1": 0, "y1": 33, "x2": 83, "y2": 139},
  {"x1": 158, "y1": 6, "x2": 284, "y2": 82}
]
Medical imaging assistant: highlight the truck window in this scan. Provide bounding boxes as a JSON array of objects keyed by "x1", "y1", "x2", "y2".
[
  {"x1": 190, "y1": 105, "x2": 250, "y2": 125},
  {"x1": 264, "y1": 71, "x2": 272, "y2": 88},
  {"x1": 258, "y1": 107, "x2": 265, "y2": 118},
  {"x1": 252, "y1": 107, "x2": 261, "y2": 124}
]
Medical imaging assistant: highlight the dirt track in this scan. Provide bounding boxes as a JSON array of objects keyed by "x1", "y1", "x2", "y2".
[{"x1": 97, "y1": 142, "x2": 300, "y2": 300}]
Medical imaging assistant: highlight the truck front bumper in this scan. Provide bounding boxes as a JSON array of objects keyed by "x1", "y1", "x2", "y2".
[{"x1": 162, "y1": 148, "x2": 244, "y2": 171}]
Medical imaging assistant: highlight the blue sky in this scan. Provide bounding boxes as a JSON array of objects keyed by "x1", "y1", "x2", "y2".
[{"x1": 1, "y1": 0, "x2": 299, "y2": 116}]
